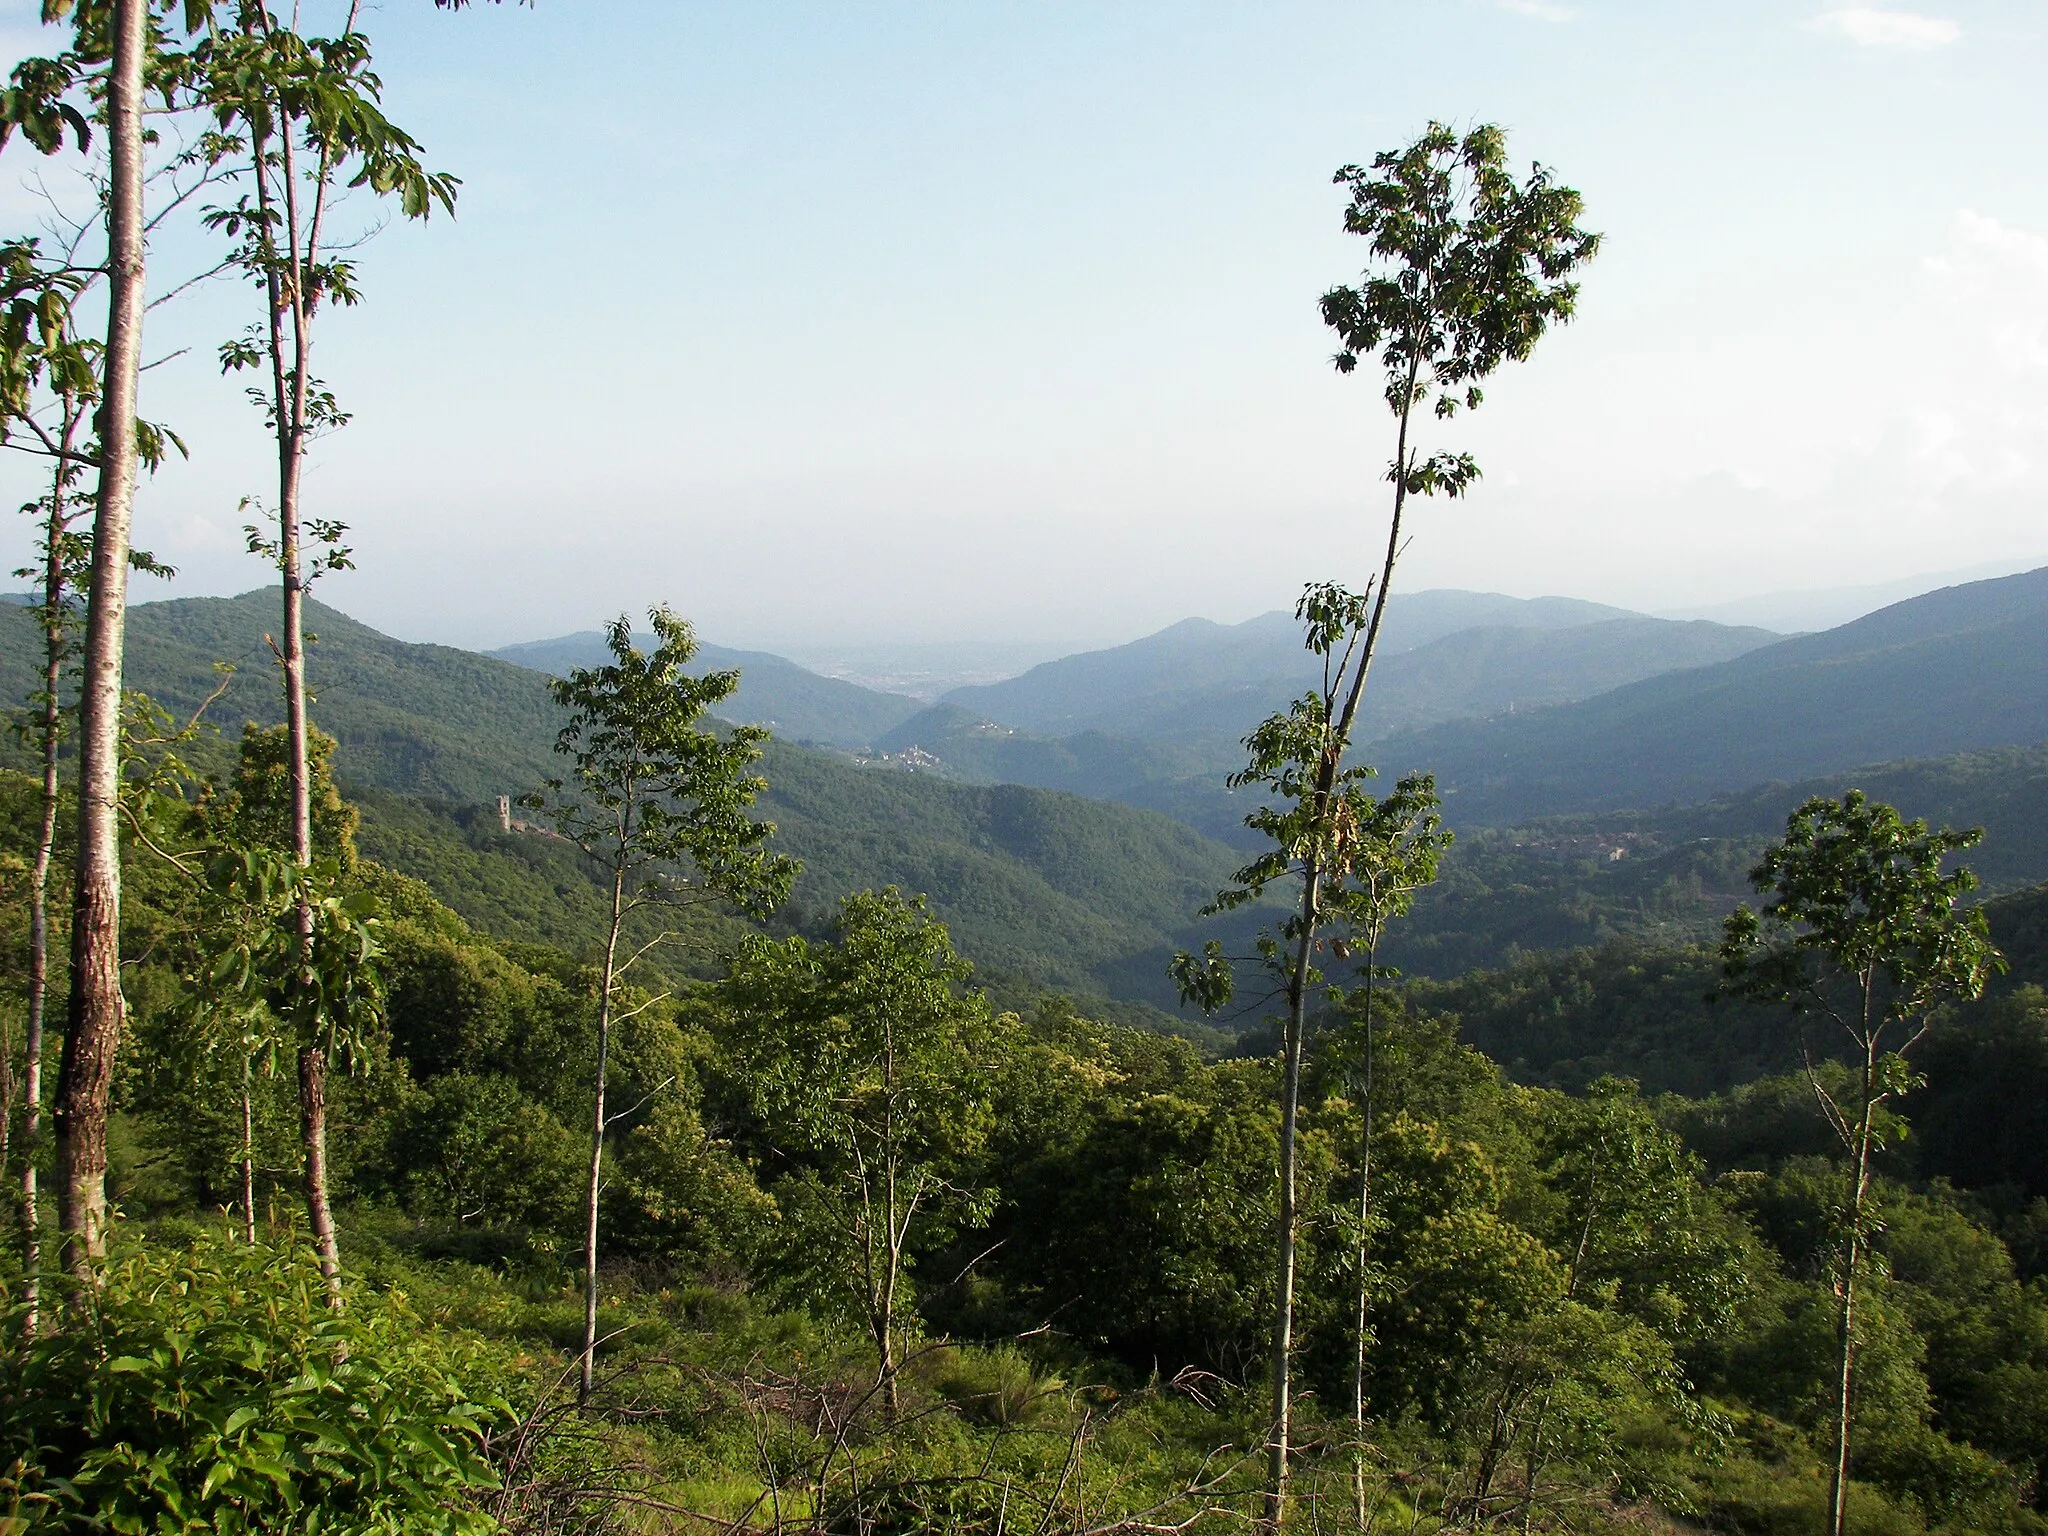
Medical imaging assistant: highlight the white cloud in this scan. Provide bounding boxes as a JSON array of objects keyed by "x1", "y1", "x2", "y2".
[
  {"x1": 1904, "y1": 211, "x2": 2048, "y2": 491},
  {"x1": 1498, "y1": 0, "x2": 1577, "y2": 19},
  {"x1": 1807, "y1": 8, "x2": 1960, "y2": 50}
]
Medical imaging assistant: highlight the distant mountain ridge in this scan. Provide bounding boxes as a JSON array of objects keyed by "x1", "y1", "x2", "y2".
[
  {"x1": 937, "y1": 598, "x2": 1778, "y2": 770},
  {"x1": 1372, "y1": 566, "x2": 2048, "y2": 825},
  {"x1": 941, "y1": 591, "x2": 1647, "y2": 737},
  {"x1": 12, "y1": 579, "x2": 2048, "y2": 1017},
  {"x1": 484, "y1": 593, "x2": 1782, "y2": 788}
]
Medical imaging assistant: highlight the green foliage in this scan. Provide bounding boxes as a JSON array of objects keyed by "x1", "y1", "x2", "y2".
[
  {"x1": 0, "y1": 1234, "x2": 510, "y2": 1535},
  {"x1": 1004, "y1": 1060, "x2": 1294, "y2": 1375},
  {"x1": 1171, "y1": 583, "x2": 1450, "y2": 1017},
  {"x1": 1723, "y1": 790, "x2": 2001, "y2": 1026},
  {"x1": 1721, "y1": 791, "x2": 2005, "y2": 1531},
  {"x1": 193, "y1": 845, "x2": 385, "y2": 1066},
  {"x1": 388, "y1": 1071, "x2": 582, "y2": 1235},
  {"x1": 529, "y1": 607, "x2": 795, "y2": 922},
  {"x1": 715, "y1": 890, "x2": 1009, "y2": 1363},
  {"x1": 196, "y1": 724, "x2": 360, "y2": 874},
  {"x1": 1321, "y1": 118, "x2": 1599, "y2": 527},
  {"x1": 13, "y1": 710, "x2": 2048, "y2": 1532}
]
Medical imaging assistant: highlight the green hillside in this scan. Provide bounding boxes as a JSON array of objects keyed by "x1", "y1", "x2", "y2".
[
  {"x1": 1374, "y1": 566, "x2": 2048, "y2": 824},
  {"x1": 1374, "y1": 740, "x2": 2048, "y2": 979},
  {"x1": 871, "y1": 704, "x2": 1208, "y2": 793},
  {"x1": 0, "y1": 590, "x2": 565, "y2": 798},
  {"x1": 349, "y1": 775, "x2": 1244, "y2": 1021},
  {"x1": 11, "y1": 594, "x2": 1253, "y2": 1017},
  {"x1": 1403, "y1": 883, "x2": 2048, "y2": 1097},
  {"x1": 29, "y1": 592, "x2": 2047, "y2": 1008}
]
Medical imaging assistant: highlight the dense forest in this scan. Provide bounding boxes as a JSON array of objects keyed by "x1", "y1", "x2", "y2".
[{"x1": 4, "y1": 7, "x2": 2047, "y2": 1536}]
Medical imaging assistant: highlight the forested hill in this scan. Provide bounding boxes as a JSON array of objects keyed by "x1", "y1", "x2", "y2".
[
  {"x1": 938, "y1": 597, "x2": 1777, "y2": 766},
  {"x1": 1398, "y1": 881, "x2": 2048, "y2": 1098},
  {"x1": 1377, "y1": 739, "x2": 2048, "y2": 980},
  {"x1": 0, "y1": 593, "x2": 1252, "y2": 1016},
  {"x1": 1369, "y1": 565, "x2": 2048, "y2": 825},
  {"x1": 0, "y1": 589, "x2": 564, "y2": 798}
]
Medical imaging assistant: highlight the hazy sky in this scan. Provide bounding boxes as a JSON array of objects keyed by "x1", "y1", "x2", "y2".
[{"x1": 3, "y1": 0, "x2": 2045, "y2": 650}]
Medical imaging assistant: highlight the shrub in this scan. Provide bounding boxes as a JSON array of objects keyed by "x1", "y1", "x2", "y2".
[
  {"x1": 919, "y1": 1344, "x2": 1065, "y2": 1427},
  {"x1": 0, "y1": 1233, "x2": 513, "y2": 1534}
]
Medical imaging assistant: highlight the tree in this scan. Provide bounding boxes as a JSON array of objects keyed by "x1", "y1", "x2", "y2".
[
  {"x1": 196, "y1": 0, "x2": 457, "y2": 1295},
  {"x1": 0, "y1": 238, "x2": 95, "y2": 1333},
  {"x1": 1722, "y1": 791, "x2": 2002, "y2": 1536},
  {"x1": 187, "y1": 723, "x2": 360, "y2": 1244},
  {"x1": 1317, "y1": 119, "x2": 1599, "y2": 758},
  {"x1": 717, "y1": 889, "x2": 1006, "y2": 1412},
  {"x1": 1328, "y1": 774, "x2": 1448, "y2": 1525},
  {"x1": 50, "y1": 0, "x2": 150, "y2": 1280},
  {"x1": 1172, "y1": 124, "x2": 1595, "y2": 1528},
  {"x1": 1174, "y1": 586, "x2": 1454, "y2": 1530},
  {"x1": 1506, "y1": 1080, "x2": 1757, "y2": 1523},
  {"x1": 1, "y1": 171, "x2": 187, "y2": 1324},
  {"x1": 525, "y1": 607, "x2": 794, "y2": 1405},
  {"x1": 188, "y1": 844, "x2": 389, "y2": 1250},
  {"x1": 0, "y1": 0, "x2": 220, "y2": 1282}
]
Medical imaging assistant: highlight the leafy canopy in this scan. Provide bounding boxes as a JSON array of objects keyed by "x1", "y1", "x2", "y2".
[
  {"x1": 529, "y1": 606, "x2": 795, "y2": 919},
  {"x1": 1721, "y1": 790, "x2": 2002, "y2": 1033},
  {"x1": 1320, "y1": 120, "x2": 1600, "y2": 498},
  {"x1": 1173, "y1": 583, "x2": 1451, "y2": 1014}
]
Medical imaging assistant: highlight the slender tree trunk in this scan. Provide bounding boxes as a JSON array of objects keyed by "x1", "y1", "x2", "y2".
[
  {"x1": 240, "y1": 1060, "x2": 257, "y2": 1245},
  {"x1": 1828, "y1": 1038, "x2": 1880, "y2": 1536},
  {"x1": 878, "y1": 1027, "x2": 902, "y2": 1415},
  {"x1": 1264, "y1": 347, "x2": 1427, "y2": 1532},
  {"x1": 1352, "y1": 936, "x2": 1378, "y2": 1530},
  {"x1": 1343, "y1": 352, "x2": 1424, "y2": 736},
  {"x1": 19, "y1": 424, "x2": 78, "y2": 1332},
  {"x1": 1266, "y1": 865, "x2": 1320, "y2": 1532},
  {"x1": 1, "y1": 1019, "x2": 11, "y2": 1215},
  {"x1": 579, "y1": 868, "x2": 625, "y2": 1406},
  {"x1": 269, "y1": 141, "x2": 340, "y2": 1301},
  {"x1": 54, "y1": 0, "x2": 148, "y2": 1279},
  {"x1": 879, "y1": 1163, "x2": 901, "y2": 1417},
  {"x1": 1, "y1": 1016, "x2": 13, "y2": 1259},
  {"x1": 298, "y1": 1042, "x2": 338, "y2": 1270}
]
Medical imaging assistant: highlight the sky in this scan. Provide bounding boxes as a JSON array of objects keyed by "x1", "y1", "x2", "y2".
[{"x1": 3, "y1": 0, "x2": 2046, "y2": 652}]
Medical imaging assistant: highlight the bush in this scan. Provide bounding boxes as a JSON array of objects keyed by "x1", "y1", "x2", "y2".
[
  {"x1": 0, "y1": 1233, "x2": 514, "y2": 1534},
  {"x1": 918, "y1": 1344, "x2": 1065, "y2": 1427}
]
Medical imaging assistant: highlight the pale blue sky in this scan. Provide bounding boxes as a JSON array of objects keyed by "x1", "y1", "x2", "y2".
[{"x1": 5, "y1": 1, "x2": 2046, "y2": 649}]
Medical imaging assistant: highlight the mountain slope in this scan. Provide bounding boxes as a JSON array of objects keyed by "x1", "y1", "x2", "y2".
[
  {"x1": 2, "y1": 593, "x2": 1248, "y2": 1012},
  {"x1": 1370, "y1": 567, "x2": 2048, "y2": 825},
  {"x1": 748, "y1": 743, "x2": 1248, "y2": 1006},
  {"x1": 944, "y1": 600, "x2": 1776, "y2": 767},
  {"x1": 0, "y1": 590, "x2": 564, "y2": 798},
  {"x1": 942, "y1": 591, "x2": 1643, "y2": 738},
  {"x1": 1375, "y1": 739, "x2": 2048, "y2": 981},
  {"x1": 871, "y1": 705, "x2": 1208, "y2": 795},
  {"x1": 1402, "y1": 882, "x2": 2048, "y2": 1097},
  {"x1": 493, "y1": 631, "x2": 921, "y2": 748}
]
